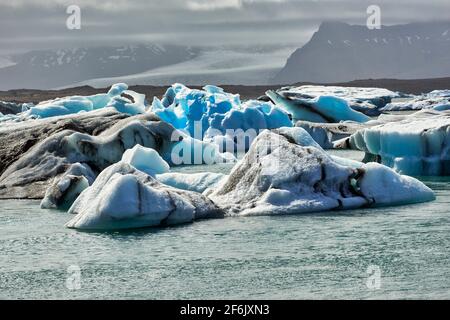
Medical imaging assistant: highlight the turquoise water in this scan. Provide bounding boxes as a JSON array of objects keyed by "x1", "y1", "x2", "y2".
[{"x1": 0, "y1": 151, "x2": 449, "y2": 299}]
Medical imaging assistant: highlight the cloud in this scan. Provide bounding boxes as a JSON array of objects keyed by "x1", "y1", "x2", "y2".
[
  {"x1": 187, "y1": 0, "x2": 242, "y2": 11},
  {"x1": 0, "y1": 0, "x2": 450, "y2": 54}
]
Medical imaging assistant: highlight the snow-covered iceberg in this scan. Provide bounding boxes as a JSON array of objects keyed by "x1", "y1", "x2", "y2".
[
  {"x1": 66, "y1": 162, "x2": 224, "y2": 231},
  {"x1": 208, "y1": 129, "x2": 435, "y2": 216},
  {"x1": 266, "y1": 88, "x2": 371, "y2": 123},
  {"x1": 151, "y1": 84, "x2": 292, "y2": 152},
  {"x1": 347, "y1": 109, "x2": 450, "y2": 176}
]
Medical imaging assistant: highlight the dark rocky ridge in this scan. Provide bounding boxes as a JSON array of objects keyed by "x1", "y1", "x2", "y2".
[{"x1": 274, "y1": 21, "x2": 450, "y2": 84}]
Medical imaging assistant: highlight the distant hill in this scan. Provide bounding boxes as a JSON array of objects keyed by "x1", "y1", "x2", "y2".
[
  {"x1": 0, "y1": 44, "x2": 199, "y2": 90},
  {"x1": 273, "y1": 21, "x2": 450, "y2": 84},
  {"x1": 0, "y1": 44, "x2": 295, "y2": 90}
]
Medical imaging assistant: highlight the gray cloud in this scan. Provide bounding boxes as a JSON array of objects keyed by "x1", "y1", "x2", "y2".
[{"x1": 1, "y1": 0, "x2": 450, "y2": 54}]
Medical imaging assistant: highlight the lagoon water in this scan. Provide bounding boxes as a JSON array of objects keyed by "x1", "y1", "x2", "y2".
[{"x1": 0, "y1": 151, "x2": 449, "y2": 299}]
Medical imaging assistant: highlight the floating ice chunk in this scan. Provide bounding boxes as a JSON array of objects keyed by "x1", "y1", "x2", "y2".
[
  {"x1": 0, "y1": 112, "x2": 176, "y2": 199},
  {"x1": 381, "y1": 98, "x2": 450, "y2": 111},
  {"x1": 151, "y1": 97, "x2": 187, "y2": 129},
  {"x1": 24, "y1": 97, "x2": 94, "y2": 118},
  {"x1": 266, "y1": 85, "x2": 400, "y2": 117},
  {"x1": 4, "y1": 83, "x2": 146, "y2": 121},
  {"x1": 347, "y1": 109, "x2": 450, "y2": 175},
  {"x1": 40, "y1": 163, "x2": 96, "y2": 210},
  {"x1": 358, "y1": 162, "x2": 435, "y2": 205},
  {"x1": 433, "y1": 103, "x2": 450, "y2": 111},
  {"x1": 209, "y1": 130, "x2": 434, "y2": 216},
  {"x1": 156, "y1": 172, "x2": 226, "y2": 194},
  {"x1": 108, "y1": 90, "x2": 147, "y2": 115},
  {"x1": 295, "y1": 121, "x2": 368, "y2": 149},
  {"x1": 428, "y1": 90, "x2": 450, "y2": 98},
  {"x1": 382, "y1": 90, "x2": 450, "y2": 112},
  {"x1": 122, "y1": 145, "x2": 170, "y2": 176},
  {"x1": 280, "y1": 85, "x2": 400, "y2": 108},
  {"x1": 0, "y1": 101, "x2": 25, "y2": 115},
  {"x1": 66, "y1": 162, "x2": 223, "y2": 231},
  {"x1": 203, "y1": 85, "x2": 224, "y2": 94},
  {"x1": 107, "y1": 83, "x2": 128, "y2": 96},
  {"x1": 266, "y1": 89, "x2": 371, "y2": 123}
]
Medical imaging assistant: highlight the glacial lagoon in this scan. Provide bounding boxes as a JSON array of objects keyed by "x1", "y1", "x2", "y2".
[{"x1": 1, "y1": 150, "x2": 449, "y2": 299}]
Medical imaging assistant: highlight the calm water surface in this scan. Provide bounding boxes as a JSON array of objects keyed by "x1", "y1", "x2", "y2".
[{"x1": 0, "y1": 151, "x2": 449, "y2": 299}]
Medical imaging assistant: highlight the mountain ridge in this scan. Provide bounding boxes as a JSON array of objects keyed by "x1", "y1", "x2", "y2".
[{"x1": 273, "y1": 21, "x2": 450, "y2": 84}]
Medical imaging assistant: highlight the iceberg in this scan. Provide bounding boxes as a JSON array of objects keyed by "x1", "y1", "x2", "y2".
[
  {"x1": 381, "y1": 90, "x2": 450, "y2": 112},
  {"x1": 0, "y1": 101, "x2": 26, "y2": 115},
  {"x1": 278, "y1": 85, "x2": 400, "y2": 111},
  {"x1": 0, "y1": 108, "x2": 233, "y2": 199},
  {"x1": 208, "y1": 129, "x2": 435, "y2": 216},
  {"x1": 40, "y1": 163, "x2": 96, "y2": 210},
  {"x1": 151, "y1": 84, "x2": 292, "y2": 152},
  {"x1": 66, "y1": 162, "x2": 224, "y2": 231},
  {"x1": 346, "y1": 109, "x2": 450, "y2": 176},
  {"x1": 0, "y1": 83, "x2": 147, "y2": 122},
  {"x1": 121, "y1": 145, "x2": 170, "y2": 177},
  {"x1": 295, "y1": 120, "x2": 367, "y2": 149},
  {"x1": 0, "y1": 111, "x2": 173, "y2": 198},
  {"x1": 266, "y1": 88, "x2": 371, "y2": 124}
]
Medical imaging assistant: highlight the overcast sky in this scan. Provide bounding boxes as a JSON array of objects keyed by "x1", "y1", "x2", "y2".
[{"x1": 1, "y1": 0, "x2": 450, "y2": 54}]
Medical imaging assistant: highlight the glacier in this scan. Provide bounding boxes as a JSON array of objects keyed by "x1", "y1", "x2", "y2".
[
  {"x1": 208, "y1": 129, "x2": 435, "y2": 216},
  {"x1": 266, "y1": 88, "x2": 371, "y2": 123},
  {"x1": 66, "y1": 162, "x2": 224, "y2": 231}
]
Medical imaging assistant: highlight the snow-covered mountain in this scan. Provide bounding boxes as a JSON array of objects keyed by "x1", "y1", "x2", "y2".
[
  {"x1": 0, "y1": 44, "x2": 295, "y2": 90},
  {"x1": 0, "y1": 44, "x2": 199, "y2": 90},
  {"x1": 273, "y1": 21, "x2": 450, "y2": 84}
]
